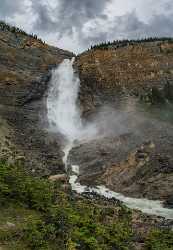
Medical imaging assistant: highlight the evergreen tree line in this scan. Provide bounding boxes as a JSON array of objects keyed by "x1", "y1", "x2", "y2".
[
  {"x1": 88, "y1": 37, "x2": 173, "y2": 51},
  {"x1": 0, "y1": 21, "x2": 45, "y2": 44}
]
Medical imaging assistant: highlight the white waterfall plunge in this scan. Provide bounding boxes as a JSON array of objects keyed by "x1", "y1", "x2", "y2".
[
  {"x1": 47, "y1": 58, "x2": 82, "y2": 142},
  {"x1": 47, "y1": 58, "x2": 84, "y2": 168},
  {"x1": 47, "y1": 58, "x2": 173, "y2": 220}
]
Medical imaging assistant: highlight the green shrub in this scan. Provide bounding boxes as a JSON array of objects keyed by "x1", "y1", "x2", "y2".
[
  {"x1": 145, "y1": 229, "x2": 173, "y2": 250},
  {"x1": 0, "y1": 20, "x2": 45, "y2": 44},
  {"x1": 0, "y1": 161, "x2": 172, "y2": 250},
  {"x1": 88, "y1": 37, "x2": 173, "y2": 51},
  {"x1": 23, "y1": 216, "x2": 56, "y2": 249},
  {"x1": 0, "y1": 161, "x2": 54, "y2": 211}
]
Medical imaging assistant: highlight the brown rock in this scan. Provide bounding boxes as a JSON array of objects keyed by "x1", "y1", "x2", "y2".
[{"x1": 48, "y1": 174, "x2": 68, "y2": 182}]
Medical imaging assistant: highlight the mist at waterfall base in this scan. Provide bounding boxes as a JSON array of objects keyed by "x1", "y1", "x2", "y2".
[
  {"x1": 47, "y1": 58, "x2": 173, "y2": 219},
  {"x1": 46, "y1": 58, "x2": 166, "y2": 164},
  {"x1": 47, "y1": 58, "x2": 146, "y2": 151},
  {"x1": 47, "y1": 58, "x2": 96, "y2": 144}
]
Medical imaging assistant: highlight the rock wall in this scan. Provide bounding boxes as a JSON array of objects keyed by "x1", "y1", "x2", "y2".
[
  {"x1": 77, "y1": 41, "x2": 173, "y2": 115},
  {"x1": 0, "y1": 26, "x2": 74, "y2": 176},
  {"x1": 72, "y1": 41, "x2": 173, "y2": 204}
]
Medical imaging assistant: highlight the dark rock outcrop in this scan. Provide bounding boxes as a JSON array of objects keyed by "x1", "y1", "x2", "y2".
[
  {"x1": 164, "y1": 195, "x2": 173, "y2": 208},
  {"x1": 69, "y1": 119, "x2": 173, "y2": 202}
]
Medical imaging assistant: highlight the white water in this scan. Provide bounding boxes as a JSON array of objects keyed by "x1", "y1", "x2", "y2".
[
  {"x1": 47, "y1": 58, "x2": 82, "y2": 141},
  {"x1": 47, "y1": 58, "x2": 173, "y2": 220},
  {"x1": 47, "y1": 58, "x2": 98, "y2": 168},
  {"x1": 69, "y1": 165, "x2": 173, "y2": 220}
]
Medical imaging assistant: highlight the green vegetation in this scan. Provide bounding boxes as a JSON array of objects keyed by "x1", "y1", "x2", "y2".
[
  {"x1": 0, "y1": 161, "x2": 133, "y2": 249},
  {"x1": 145, "y1": 229, "x2": 173, "y2": 250},
  {"x1": 0, "y1": 160, "x2": 173, "y2": 249},
  {"x1": 0, "y1": 21, "x2": 45, "y2": 44},
  {"x1": 139, "y1": 80, "x2": 173, "y2": 105},
  {"x1": 87, "y1": 37, "x2": 173, "y2": 51}
]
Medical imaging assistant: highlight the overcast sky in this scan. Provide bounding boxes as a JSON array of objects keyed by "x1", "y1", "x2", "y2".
[{"x1": 0, "y1": 0, "x2": 173, "y2": 53}]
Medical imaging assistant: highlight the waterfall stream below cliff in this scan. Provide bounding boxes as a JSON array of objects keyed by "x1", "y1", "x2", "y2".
[
  {"x1": 47, "y1": 58, "x2": 173, "y2": 220},
  {"x1": 47, "y1": 58, "x2": 98, "y2": 167}
]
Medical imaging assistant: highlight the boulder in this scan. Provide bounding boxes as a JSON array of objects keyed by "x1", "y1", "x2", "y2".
[{"x1": 48, "y1": 174, "x2": 68, "y2": 182}]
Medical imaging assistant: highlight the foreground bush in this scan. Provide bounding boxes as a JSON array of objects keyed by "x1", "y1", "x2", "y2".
[{"x1": 0, "y1": 161, "x2": 172, "y2": 249}]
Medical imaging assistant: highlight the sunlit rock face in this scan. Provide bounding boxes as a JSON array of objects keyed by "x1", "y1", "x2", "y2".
[{"x1": 76, "y1": 40, "x2": 173, "y2": 116}]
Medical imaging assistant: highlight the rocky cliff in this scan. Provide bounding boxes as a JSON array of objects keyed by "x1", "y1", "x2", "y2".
[
  {"x1": 77, "y1": 40, "x2": 173, "y2": 115},
  {"x1": 0, "y1": 22, "x2": 74, "y2": 176},
  {"x1": 72, "y1": 41, "x2": 173, "y2": 205}
]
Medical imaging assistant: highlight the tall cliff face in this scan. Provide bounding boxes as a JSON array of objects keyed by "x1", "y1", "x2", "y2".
[
  {"x1": 0, "y1": 24, "x2": 74, "y2": 176},
  {"x1": 73, "y1": 41, "x2": 173, "y2": 203},
  {"x1": 77, "y1": 40, "x2": 173, "y2": 115}
]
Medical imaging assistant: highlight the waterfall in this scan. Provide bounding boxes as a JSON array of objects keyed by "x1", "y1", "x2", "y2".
[
  {"x1": 47, "y1": 57, "x2": 98, "y2": 167},
  {"x1": 47, "y1": 58, "x2": 82, "y2": 141},
  {"x1": 47, "y1": 58, "x2": 173, "y2": 219}
]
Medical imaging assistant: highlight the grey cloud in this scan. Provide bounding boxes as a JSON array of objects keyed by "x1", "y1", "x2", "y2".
[
  {"x1": 32, "y1": 2, "x2": 57, "y2": 32},
  {"x1": 32, "y1": 0, "x2": 110, "y2": 37},
  {"x1": 31, "y1": 0, "x2": 173, "y2": 50},
  {"x1": 0, "y1": 0, "x2": 25, "y2": 17},
  {"x1": 0, "y1": 0, "x2": 173, "y2": 52},
  {"x1": 147, "y1": 14, "x2": 173, "y2": 37},
  {"x1": 81, "y1": 11, "x2": 173, "y2": 48},
  {"x1": 118, "y1": 12, "x2": 173, "y2": 38}
]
